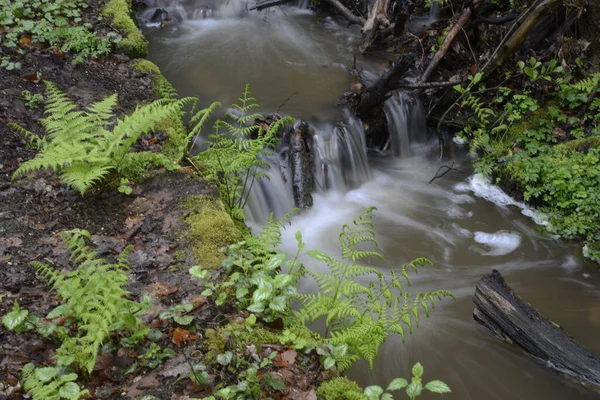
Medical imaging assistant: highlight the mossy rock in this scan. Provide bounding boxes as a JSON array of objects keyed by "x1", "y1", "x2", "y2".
[
  {"x1": 183, "y1": 195, "x2": 243, "y2": 269},
  {"x1": 103, "y1": 0, "x2": 148, "y2": 58}
]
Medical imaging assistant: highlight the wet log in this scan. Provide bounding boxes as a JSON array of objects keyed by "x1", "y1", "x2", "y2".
[
  {"x1": 473, "y1": 270, "x2": 600, "y2": 388},
  {"x1": 354, "y1": 54, "x2": 414, "y2": 117},
  {"x1": 290, "y1": 121, "x2": 314, "y2": 210},
  {"x1": 249, "y1": 0, "x2": 295, "y2": 11}
]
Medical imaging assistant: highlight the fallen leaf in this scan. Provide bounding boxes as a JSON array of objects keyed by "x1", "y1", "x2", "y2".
[
  {"x1": 148, "y1": 138, "x2": 158, "y2": 145},
  {"x1": 23, "y1": 73, "x2": 42, "y2": 83},
  {"x1": 0, "y1": 237, "x2": 23, "y2": 247},
  {"x1": 273, "y1": 349, "x2": 297, "y2": 367},
  {"x1": 171, "y1": 327, "x2": 199, "y2": 346},
  {"x1": 18, "y1": 35, "x2": 31, "y2": 47}
]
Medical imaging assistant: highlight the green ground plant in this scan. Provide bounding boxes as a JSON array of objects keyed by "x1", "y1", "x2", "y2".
[
  {"x1": 10, "y1": 81, "x2": 192, "y2": 195},
  {"x1": 0, "y1": 0, "x2": 121, "y2": 68},
  {"x1": 190, "y1": 207, "x2": 453, "y2": 398},
  {"x1": 454, "y1": 60, "x2": 600, "y2": 262}
]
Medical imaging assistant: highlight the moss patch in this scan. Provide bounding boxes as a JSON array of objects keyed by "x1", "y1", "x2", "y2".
[
  {"x1": 132, "y1": 59, "x2": 161, "y2": 75},
  {"x1": 316, "y1": 377, "x2": 363, "y2": 400},
  {"x1": 103, "y1": 0, "x2": 148, "y2": 58},
  {"x1": 184, "y1": 194, "x2": 243, "y2": 269}
]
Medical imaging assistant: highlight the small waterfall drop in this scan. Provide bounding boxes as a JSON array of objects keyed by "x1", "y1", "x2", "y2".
[{"x1": 384, "y1": 91, "x2": 427, "y2": 157}]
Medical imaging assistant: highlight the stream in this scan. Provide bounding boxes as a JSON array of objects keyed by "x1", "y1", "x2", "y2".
[{"x1": 143, "y1": 2, "x2": 600, "y2": 398}]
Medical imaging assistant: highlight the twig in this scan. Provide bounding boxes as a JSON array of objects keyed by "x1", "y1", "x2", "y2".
[
  {"x1": 419, "y1": 0, "x2": 482, "y2": 83},
  {"x1": 428, "y1": 164, "x2": 465, "y2": 184},
  {"x1": 277, "y1": 91, "x2": 298, "y2": 112},
  {"x1": 398, "y1": 79, "x2": 465, "y2": 89}
]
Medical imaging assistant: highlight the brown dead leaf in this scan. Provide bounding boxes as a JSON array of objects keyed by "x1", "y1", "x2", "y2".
[
  {"x1": 23, "y1": 73, "x2": 43, "y2": 83},
  {"x1": 553, "y1": 127, "x2": 567, "y2": 139},
  {"x1": 273, "y1": 349, "x2": 297, "y2": 367},
  {"x1": 151, "y1": 281, "x2": 180, "y2": 297},
  {"x1": 171, "y1": 327, "x2": 199, "y2": 346},
  {"x1": 18, "y1": 35, "x2": 31, "y2": 48},
  {"x1": 288, "y1": 389, "x2": 317, "y2": 400},
  {"x1": 125, "y1": 216, "x2": 143, "y2": 229}
]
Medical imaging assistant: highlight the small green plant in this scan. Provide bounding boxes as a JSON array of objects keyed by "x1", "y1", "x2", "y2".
[
  {"x1": 10, "y1": 81, "x2": 193, "y2": 195},
  {"x1": 158, "y1": 303, "x2": 195, "y2": 326},
  {"x1": 2, "y1": 301, "x2": 29, "y2": 331},
  {"x1": 189, "y1": 84, "x2": 293, "y2": 222},
  {"x1": 293, "y1": 207, "x2": 454, "y2": 371},
  {"x1": 21, "y1": 364, "x2": 88, "y2": 400},
  {"x1": 517, "y1": 57, "x2": 563, "y2": 82},
  {"x1": 189, "y1": 210, "x2": 298, "y2": 322},
  {"x1": 21, "y1": 90, "x2": 43, "y2": 110},
  {"x1": 138, "y1": 343, "x2": 176, "y2": 369}
]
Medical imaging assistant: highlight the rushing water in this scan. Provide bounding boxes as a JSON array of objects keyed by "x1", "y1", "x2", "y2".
[{"x1": 144, "y1": 4, "x2": 600, "y2": 399}]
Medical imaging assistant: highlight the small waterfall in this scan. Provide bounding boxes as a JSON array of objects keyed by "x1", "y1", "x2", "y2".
[
  {"x1": 245, "y1": 112, "x2": 371, "y2": 223},
  {"x1": 384, "y1": 91, "x2": 427, "y2": 157},
  {"x1": 312, "y1": 113, "x2": 371, "y2": 192},
  {"x1": 244, "y1": 153, "x2": 296, "y2": 223}
]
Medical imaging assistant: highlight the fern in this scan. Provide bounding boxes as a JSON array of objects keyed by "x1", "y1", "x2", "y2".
[
  {"x1": 190, "y1": 84, "x2": 293, "y2": 222},
  {"x1": 32, "y1": 229, "x2": 145, "y2": 374},
  {"x1": 570, "y1": 72, "x2": 600, "y2": 94},
  {"x1": 11, "y1": 81, "x2": 193, "y2": 195},
  {"x1": 21, "y1": 364, "x2": 88, "y2": 400},
  {"x1": 294, "y1": 207, "x2": 454, "y2": 372}
]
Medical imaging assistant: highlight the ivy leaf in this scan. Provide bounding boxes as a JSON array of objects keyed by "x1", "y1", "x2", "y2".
[
  {"x1": 406, "y1": 381, "x2": 423, "y2": 398},
  {"x1": 247, "y1": 303, "x2": 265, "y2": 313},
  {"x1": 266, "y1": 254, "x2": 286, "y2": 271},
  {"x1": 268, "y1": 296, "x2": 287, "y2": 312},
  {"x1": 46, "y1": 304, "x2": 70, "y2": 319},
  {"x1": 264, "y1": 372, "x2": 287, "y2": 391},
  {"x1": 424, "y1": 380, "x2": 451, "y2": 394},
  {"x1": 273, "y1": 274, "x2": 292, "y2": 289},
  {"x1": 173, "y1": 315, "x2": 194, "y2": 326},
  {"x1": 217, "y1": 351, "x2": 233, "y2": 366},
  {"x1": 2, "y1": 307, "x2": 28, "y2": 330},
  {"x1": 387, "y1": 378, "x2": 408, "y2": 391},
  {"x1": 35, "y1": 367, "x2": 58, "y2": 382},
  {"x1": 189, "y1": 266, "x2": 208, "y2": 279},
  {"x1": 381, "y1": 394, "x2": 393, "y2": 400},
  {"x1": 412, "y1": 362, "x2": 424, "y2": 378},
  {"x1": 307, "y1": 249, "x2": 331, "y2": 262},
  {"x1": 364, "y1": 385, "x2": 384, "y2": 398},
  {"x1": 252, "y1": 282, "x2": 273, "y2": 303},
  {"x1": 323, "y1": 357, "x2": 335, "y2": 370},
  {"x1": 58, "y1": 382, "x2": 82, "y2": 398}
]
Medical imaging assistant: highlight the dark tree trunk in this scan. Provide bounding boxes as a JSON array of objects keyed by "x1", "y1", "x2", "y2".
[{"x1": 473, "y1": 270, "x2": 600, "y2": 388}]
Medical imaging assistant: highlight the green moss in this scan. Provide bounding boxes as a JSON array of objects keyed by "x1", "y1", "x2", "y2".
[
  {"x1": 102, "y1": 0, "x2": 148, "y2": 58},
  {"x1": 132, "y1": 59, "x2": 160, "y2": 75},
  {"x1": 555, "y1": 137, "x2": 600, "y2": 152},
  {"x1": 316, "y1": 377, "x2": 363, "y2": 400},
  {"x1": 204, "y1": 323, "x2": 281, "y2": 364},
  {"x1": 184, "y1": 195, "x2": 243, "y2": 270}
]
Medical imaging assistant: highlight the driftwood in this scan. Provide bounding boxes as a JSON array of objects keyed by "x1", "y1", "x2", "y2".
[
  {"x1": 250, "y1": 0, "x2": 366, "y2": 25},
  {"x1": 354, "y1": 55, "x2": 414, "y2": 117},
  {"x1": 473, "y1": 270, "x2": 600, "y2": 388}
]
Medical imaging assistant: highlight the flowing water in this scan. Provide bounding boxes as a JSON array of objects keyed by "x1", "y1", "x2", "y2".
[{"x1": 144, "y1": 3, "x2": 600, "y2": 398}]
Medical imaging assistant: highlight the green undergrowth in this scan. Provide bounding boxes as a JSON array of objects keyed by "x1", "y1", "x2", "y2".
[
  {"x1": 102, "y1": 0, "x2": 148, "y2": 58},
  {"x1": 454, "y1": 61, "x2": 600, "y2": 262},
  {"x1": 0, "y1": 0, "x2": 121, "y2": 69}
]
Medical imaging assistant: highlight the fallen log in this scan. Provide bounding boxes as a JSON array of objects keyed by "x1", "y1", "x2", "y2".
[
  {"x1": 249, "y1": 0, "x2": 295, "y2": 11},
  {"x1": 354, "y1": 54, "x2": 414, "y2": 117},
  {"x1": 473, "y1": 270, "x2": 600, "y2": 388},
  {"x1": 250, "y1": 0, "x2": 366, "y2": 26}
]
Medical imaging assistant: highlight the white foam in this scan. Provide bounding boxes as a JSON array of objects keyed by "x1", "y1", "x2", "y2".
[
  {"x1": 473, "y1": 231, "x2": 522, "y2": 256},
  {"x1": 455, "y1": 174, "x2": 548, "y2": 226}
]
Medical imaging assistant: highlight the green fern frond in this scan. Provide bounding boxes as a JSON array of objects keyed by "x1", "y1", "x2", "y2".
[
  {"x1": 11, "y1": 82, "x2": 193, "y2": 195},
  {"x1": 31, "y1": 229, "x2": 143, "y2": 374}
]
